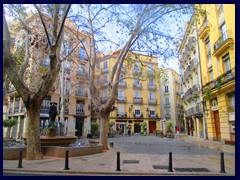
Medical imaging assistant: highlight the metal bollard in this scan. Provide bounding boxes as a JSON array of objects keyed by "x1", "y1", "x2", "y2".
[
  {"x1": 17, "y1": 149, "x2": 23, "y2": 168},
  {"x1": 63, "y1": 149, "x2": 70, "y2": 170},
  {"x1": 168, "y1": 152, "x2": 173, "y2": 172},
  {"x1": 220, "y1": 152, "x2": 226, "y2": 173},
  {"x1": 116, "y1": 151, "x2": 121, "y2": 171}
]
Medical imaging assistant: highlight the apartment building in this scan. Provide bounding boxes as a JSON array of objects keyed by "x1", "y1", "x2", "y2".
[
  {"x1": 4, "y1": 13, "x2": 91, "y2": 139},
  {"x1": 159, "y1": 68, "x2": 184, "y2": 132},
  {"x1": 197, "y1": 4, "x2": 235, "y2": 141},
  {"x1": 93, "y1": 51, "x2": 161, "y2": 135},
  {"x1": 178, "y1": 15, "x2": 207, "y2": 139}
]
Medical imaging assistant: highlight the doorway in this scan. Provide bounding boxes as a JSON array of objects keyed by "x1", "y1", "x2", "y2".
[
  {"x1": 75, "y1": 118, "x2": 84, "y2": 139},
  {"x1": 149, "y1": 121, "x2": 156, "y2": 133},
  {"x1": 213, "y1": 111, "x2": 221, "y2": 141},
  {"x1": 134, "y1": 123, "x2": 140, "y2": 133}
]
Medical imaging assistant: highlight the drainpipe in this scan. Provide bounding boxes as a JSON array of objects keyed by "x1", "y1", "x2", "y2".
[{"x1": 194, "y1": 9, "x2": 208, "y2": 140}]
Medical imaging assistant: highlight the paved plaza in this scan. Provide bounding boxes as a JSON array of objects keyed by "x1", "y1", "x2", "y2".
[{"x1": 3, "y1": 135, "x2": 235, "y2": 176}]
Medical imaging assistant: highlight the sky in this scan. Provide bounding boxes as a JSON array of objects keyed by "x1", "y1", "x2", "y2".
[{"x1": 4, "y1": 4, "x2": 192, "y2": 74}]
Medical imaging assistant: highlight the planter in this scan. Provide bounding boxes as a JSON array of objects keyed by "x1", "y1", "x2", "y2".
[
  {"x1": 47, "y1": 131, "x2": 56, "y2": 137},
  {"x1": 224, "y1": 140, "x2": 235, "y2": 145}
]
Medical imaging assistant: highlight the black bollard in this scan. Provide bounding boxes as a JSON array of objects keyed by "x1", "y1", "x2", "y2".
[
  {"x1": 63, "y1": 149, "x2": 70, "y2": 170},
  {"x1": 17, "y1": 149, "x2": 23, "y2": 168},
  {"x1": 220, "y1": 152, "x2": 226, "y2": 173},
  {"x1": 116, "y1": 151, "x2": 121, "y2": 171},
  {"x1": 168, "y1": 152, "x2": 173, "y2": 172}
]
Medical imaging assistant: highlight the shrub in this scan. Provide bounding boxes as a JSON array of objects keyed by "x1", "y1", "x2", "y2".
[
  {"x1": 166, "y1": 120, "x2": 173, "y2": 133},
  {"x1": 91, "y1": 122, "x2": 99, "y2": 137},
  {"x1": 3, "y1": 118, "x2": 18, "y2": 128}
]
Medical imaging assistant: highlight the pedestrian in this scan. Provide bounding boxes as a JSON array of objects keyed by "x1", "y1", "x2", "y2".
[{"x1": 128, "y1": 125, "x2": 131, "y2": 136}]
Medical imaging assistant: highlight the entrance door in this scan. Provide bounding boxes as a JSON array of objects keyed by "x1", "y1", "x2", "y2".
[
  {"x1": 213, "y1": 111, "x2": 221, "y2": 141},
  {"x1": 134, "y1": 123, "x2": 140, "y2": 133},
  {"x1": 149, "y1": 121, "x2": 156, "y2": 133},
  {"x1": 75, "y1": 118, "x2": 84, "y2": 138}
]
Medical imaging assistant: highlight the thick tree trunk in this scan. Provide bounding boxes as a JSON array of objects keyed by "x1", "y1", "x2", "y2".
[
  {"x1": 99, "y1": 113, "x2": 109, "y2": 150},
  {"x1": 26, "y1": 102, "x2": 43, "y2": 160}
]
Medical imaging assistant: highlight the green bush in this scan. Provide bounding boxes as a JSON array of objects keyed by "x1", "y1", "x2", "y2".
[
  {"x1": 91, "y1": 122, "x2": 99, "y2": 137},
  {"x1": 3, "y1": 118, "x2": 18, "y2": 128},
  {"x1": 166, "y1": 120, "x2": 173, "y2": 133}
]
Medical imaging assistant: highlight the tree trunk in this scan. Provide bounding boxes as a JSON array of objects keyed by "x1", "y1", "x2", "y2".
[
  {"x1": 99, "y1": 113, "x2": 109, "y2": 150},
  {"x1": 26, "y1": 103, "x2": 43, "y2": 160}
]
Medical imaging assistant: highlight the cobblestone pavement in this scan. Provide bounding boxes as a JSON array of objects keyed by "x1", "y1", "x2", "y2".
[{"x1": 3, "y1": 134, "x2": 235, "y2": 176}]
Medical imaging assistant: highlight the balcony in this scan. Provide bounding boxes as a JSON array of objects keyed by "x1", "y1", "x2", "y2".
[
  {"x1": 191, "y1": 84, "x2": 200, "y2": 94},
  {"x1": 117, "y1": 112, "x2": 127, "y2": 118},
  {"x1": 195, "y1": 104, "x2": 202, "y2": 113},
  {"x1": 76, "y1": 110, "x2": 84, "y2": 116},
  {"x1": 164, "y1": 103, "x2": 170, "y2": 108},
  {"x1": 188, "y1": 37, "x2": 196, "y2": 51},
  {"x1": 164, "y1": 91, "x2": 170, "y2": 95},
  {"x1": 76, "y1": 91, "x2": 88, "y2": 98},
  {"x1": 101, "y1": 81, "x2": 109, "y2": 88},
  {"x1": 101, "y1": 68, "x2": 108, "y2": 74},
  {"x1": 117, "y1": 96, "x2": 127, "y2": 103},
  {"x1": 213, "y1": 30, "x2": 234, "y2": 57},
  {"x1": 134, "y1": 113, "x2": 143, "y2": 118},
  {"x1": 149, "y1": 99, "x2": 157, "y2": 104},
  {"x1": 190, "y1": 58, "x2": 198, "y2": 71},
  {"x1": 203, "y1": 68, "x2": 235, "y2": 93},
  {"x1": 183, "y1": 88, "x2": 192, "y2": 101},
  {"x1": 76, "y1": 70, "x2": 88, "y2": 79},
  {"x1": 148, "y1": 84, "x2": 156, "y2": 90},
  {"x1": 165, "y1": 114, "x2": 171, "y2": 119},
  {"x1": 133, "y1": 97, "x2": 143, "y2": 104},
  {"x1": 118, "y1": 81, "x2": 126, "y2": 88},
  {"x1": 198, "y1": 20, "x2": 210, "y2": 39},
  {"x1": 40, "y1": 107, "x2": 49, "y2": 114},
  {"x1": 149, "y1": 113, "x2": 158, "y2": 118},
  {"x1": 133, "y1": 82, "x2": 142, "y2": 89}
]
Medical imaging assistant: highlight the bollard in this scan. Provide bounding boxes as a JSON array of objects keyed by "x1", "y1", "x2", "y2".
[
  {"x1": 116, "y1": 151, "x2": 121, "y2": 171},
  {"x1": 63, "y1": 149, "x2": 70, "y2": 170},
  {"x1": 168, "y1": 152, "x2": 173, "y2": 172},
  {"x1": 220, "y1": 152, "x2": 226, "y2": 173},
  {"x1": 17, "y1": 149, "x2": 23, "y2": 168}
]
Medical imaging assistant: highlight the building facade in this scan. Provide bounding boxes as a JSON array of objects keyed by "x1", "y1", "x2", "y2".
[
  {"x1": 93, "y1": 51, "x2": 161, "y2": 135},
  {"x1": 4, "y1": 13, "x2": 91, "y2": 139},
  {"x1": 178, "y1": 15, "x2": 207, "y2": 139},
  {"x1": 197, "y1": 4, "x2": 235, "y2": 141},
  {"x1": 159, "y1": 68, "x2": 184, "y2": 132}
]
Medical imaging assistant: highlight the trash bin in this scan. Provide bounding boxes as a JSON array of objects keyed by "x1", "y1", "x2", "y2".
[{"x1": 109, "y1": 141, "x2": 114, "y2": 147}]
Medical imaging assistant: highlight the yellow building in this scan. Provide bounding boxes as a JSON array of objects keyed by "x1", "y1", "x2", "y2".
[
  {"x1": 4, "y1": 13, "x2": 91, "y2": 139},
  {"x1": 197, "y1": 4, "x2": 235, "y2": 141},
  {"x1": 94, "y1": 51, "x2": 161, "y2": 135}
]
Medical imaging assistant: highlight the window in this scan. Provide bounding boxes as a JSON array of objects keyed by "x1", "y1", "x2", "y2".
[
  {"x1": 222, "y1": 53, "x2": 232, "y2": 78},
  {"x1": 134, "y1": 79, "x2": 140, "y2": 85},
  {"x1": 220, "y1": 22, "x2": 227, "y2": 41},
  {"x1": 148, "y1": 64, "x2": 154, "y2": 72},
  {"x1": 135, "y1": 109, "x2": 141, "y2": 116},
  {"x1": 149, "y1": 78, "x2": 154, "y2": 86},
  {"x1": 103, "y1": 90, "x2": 108, "y2": 99},
  {"x1": 96, "y1": 76, "x2": 100, "y2": 84},
  {"x1": 165, "y1": 98, "x2": 170, "y2": 105},
  {"x1": 120, "y1": 74, "x2": 125, "y2": 83},
  {"x1": 165, "y1": 86, "x2": 169, "y2": 93},
  {"x1": 103, "y1": 74, "x2": 108, "y2": 82},
  {"x1": 41, "y1": 96, "x2": 51, "y2": 110},
  {"x1": 209, "y1": 69, "x2": 214, "y2": 81},
  {"x1": 150, "y1": 110, "x2": 155, "y2": 116},
  {"x1": 166, "y1": 109, "x2": 170, "y2": 115},
  {"x1": 118, "y1": 90, "x2": 125, "y2": 100},
  {"x1": 133, "y1": 63, "x2": 140, "y2": 73},
  {"x1": 228, "y1": 92, "x2": 235, "y2": 110},
  {"x1": 149, "y1": 92, "x2": 155, "y2": 100},
  {"x1": 134, "y1": 91, "x2": 140, "y2": 98},
  {"x1": 96, "y1": 62, "x2": 100, "y2": 70},
  {"x1": 96, "y1": 91, "x2": 99, "y2": 98},
  {"x1": 205, "y1": 37, "x2": 212, "y2": 60},
  {"x1": 79, "y1": 47, "x2": 85, "y2": 59},
  {"x1": 103, "y1": 61, "x2": 108, "y2": 69},
  {"x1": 76, "y1": 100, "x2": 84, "y2": 114},
  {"x1": 64, "y1": 60, "x2": 71, "y2": 69},
  {"x1": 65, "y1": 80, "x2": 70, "y2": 95},
  {"x1": 42, "y1": 55, "x2": 50, "y2": 67},
  {"x1": 14, "y1": 97, "x2": 20, "y2": 112}
]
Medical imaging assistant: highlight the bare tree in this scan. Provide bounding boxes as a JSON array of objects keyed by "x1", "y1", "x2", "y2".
[
  {"x1": 71, "y1": 4, "x2": 194, "y2": 150},
  {"x1": 3, "y1": 4, "x2": 71, "y2": 160}
]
